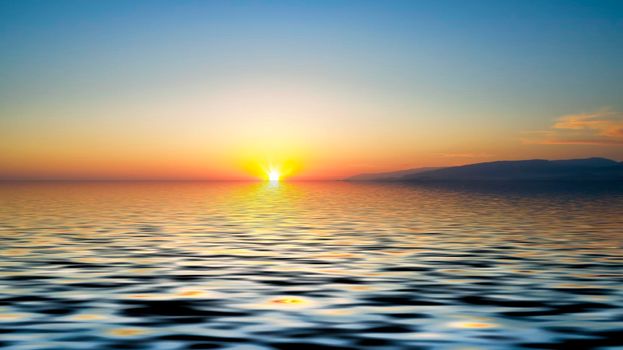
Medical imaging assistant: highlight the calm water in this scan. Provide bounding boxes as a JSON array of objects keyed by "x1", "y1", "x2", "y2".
[{"x1": 0, "y1": 182, "x2": 622, "y2": 350}]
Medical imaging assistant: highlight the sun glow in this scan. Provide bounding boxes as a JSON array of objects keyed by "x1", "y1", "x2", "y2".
[
  {"x1": 268, "y1": 168, "x2": 281, "y2": 182},
  {"x1": 241, "y1": 157, "x2": 301, "y2": 181}
]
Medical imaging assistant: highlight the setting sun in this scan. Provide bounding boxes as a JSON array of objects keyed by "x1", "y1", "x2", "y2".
[
  {"x1": 268, "y1": 168, "x2": 281, "y2": 182},
  {"x1": 242, "y1": 159, "x2": 301, "y2": 181}
]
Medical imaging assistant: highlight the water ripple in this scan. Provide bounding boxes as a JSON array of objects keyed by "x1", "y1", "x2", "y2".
[{"x1": 0, "y1": 182, "x2": 622, "y2": 349}]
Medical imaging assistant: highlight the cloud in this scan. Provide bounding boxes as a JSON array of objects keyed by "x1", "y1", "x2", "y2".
[{"x1": 524, "y1": 109, "x2": 623, "y2": 145}]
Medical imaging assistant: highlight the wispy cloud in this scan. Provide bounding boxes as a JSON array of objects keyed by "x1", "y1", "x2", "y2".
[{"x1": 524, "y1": 109, "x2": 623, "y2": 145}]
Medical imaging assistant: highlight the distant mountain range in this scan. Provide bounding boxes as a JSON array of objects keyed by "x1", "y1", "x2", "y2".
[
  {"x1": 344, "y1": 167, "x2": 442, "y2": 181},
  {"x1": 344, "y1": 158, "x2": 623, "y2": 182}
]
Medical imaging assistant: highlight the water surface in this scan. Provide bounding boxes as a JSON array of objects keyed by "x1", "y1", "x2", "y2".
[{"x1": 0, "y1": 182, "x2": 622, "y2": 349}]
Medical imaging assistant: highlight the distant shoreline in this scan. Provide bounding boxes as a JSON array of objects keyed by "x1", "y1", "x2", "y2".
[{"x1": 345, "y1": 157, "x2": 623, "y2": 183}]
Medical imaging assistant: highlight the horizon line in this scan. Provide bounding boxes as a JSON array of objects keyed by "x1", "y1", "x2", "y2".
[
  {"x1": 0, "y1": 179, "x2": 346, "y2": 183},
  {"x1": 1, "y1": 157, "x2": 621, "y2": 183}
]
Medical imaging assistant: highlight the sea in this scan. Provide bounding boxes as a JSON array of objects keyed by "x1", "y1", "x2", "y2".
[{"x1": 0, "y1": 182, "x2": 621, "y2": 350}]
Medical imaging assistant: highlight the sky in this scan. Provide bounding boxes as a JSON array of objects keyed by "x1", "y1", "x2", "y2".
[{"x1": 1, "y1": 0, "x2": 622, "y2": 180}]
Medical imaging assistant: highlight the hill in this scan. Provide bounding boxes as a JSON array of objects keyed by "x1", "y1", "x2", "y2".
[
  {"x1": 345, "y1": 158, "x2": 623, "y2": 182},
  {"x1": 402, "y1": 158, "x2": 623, "y2": 182},
  {"x1": 344, "y1": 167, "x2": 442, "y2": 181}
]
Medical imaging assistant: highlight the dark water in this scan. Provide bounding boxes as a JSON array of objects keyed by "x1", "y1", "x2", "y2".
[{"x1": 0, "y1": 182, "x2": 622, "y2": 350}]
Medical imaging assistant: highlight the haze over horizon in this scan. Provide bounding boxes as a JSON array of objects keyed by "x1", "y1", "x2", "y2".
[{"x1": 2, "y1": 0, "x2": 623, "y2": 180}]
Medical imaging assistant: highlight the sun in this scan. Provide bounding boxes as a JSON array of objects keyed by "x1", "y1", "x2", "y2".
[
  {"x1": 267, "y1": 168, "x2": 281, "y2": 182},
  {"x1": 242, "y1": 159, "x2": 300, "y2": 181}
]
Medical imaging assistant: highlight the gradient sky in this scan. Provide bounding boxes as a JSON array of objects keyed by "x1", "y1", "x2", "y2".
[{"x1": 1, "y1": 0, "x2": 622, "y2": 180}]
